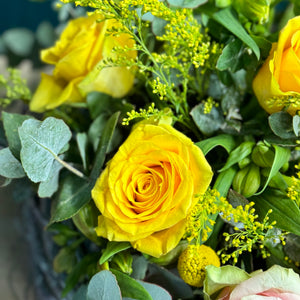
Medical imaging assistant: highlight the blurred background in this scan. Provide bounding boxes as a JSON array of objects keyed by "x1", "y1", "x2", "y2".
[{"x1": 1, "y1": 1, "x2": 57, "y2": 299}]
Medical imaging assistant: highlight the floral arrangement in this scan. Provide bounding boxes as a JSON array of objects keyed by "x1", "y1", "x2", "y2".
[{"x1": 2, "y1": 0, "x2": 300, "y2": 299}]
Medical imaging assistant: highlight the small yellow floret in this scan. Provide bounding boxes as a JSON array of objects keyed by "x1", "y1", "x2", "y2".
[{"x1": 177, "y1": 244, "x2": 220, "y2": 287}]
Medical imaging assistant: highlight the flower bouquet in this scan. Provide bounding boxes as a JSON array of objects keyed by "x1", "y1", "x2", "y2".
[{"x1": 2, "y1": 0, "x2": 300, "y2": 299}]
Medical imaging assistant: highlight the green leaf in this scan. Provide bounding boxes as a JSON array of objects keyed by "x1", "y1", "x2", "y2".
[
  {"x1": 77, "y1": 132, "x2": 88, "y2": 171},
  {"x1": 218, "y1": 141, "x2": 255, "y2": 172},
  {"x1": 87, "y1": 271, "x2": 122, "y2": 300},
  {"x1": 166, "y1": 0, "x2": 207, "y2": 8},
  {"x1": 53, "y1": 247, "x2": 77, "y2": 273},
  {"x1": 0, "y1": 147, "x2": 25, "y2": 178},
  {"x1": 2, "y1": 112, "x2": 32, "y2": 159},
  {"x1": 216, "y1": 38, "x2": 243, "y2": 71},
  {"x1": 72, "y1": 201, "x2": 101, "y2": 245},
  {"x1": 49, "y1": 175, "x2": 91, "y2": 224},
  {"x1": 190, "y1": 104, "x2": 224, "y2": 135},
  {"x1": 211, "y1": 8, "x2": 260, "y2": 59},
  {"x1": 254, "y1": 145, "x2": 290, "y2": 195},
  {"x1": 88, "y1": 114, "x2": 108, "y2": 151},
  {"x1": 38, "y1": 159, "x2": 63, "y2": 198},
  {"x1": 99, "y1": 242, "x2": 132, "y2": 265},
  {"x1": 86, "y1": 92, "x2": 134, "y2": 120},
  {"x1": 62, "y1": 252, "x2": 100, "y2": 297},
  {"x1": 214, "y1": 167, "x2": 237, "y2": 197},
  {"x1": 111, "y1": 269, "x2": 152, "y2": 300},
  {"x1": 254, "y1": 189, "x2": 300, "y2": 235},
  {"x1": 196, "y1": 134, "x2": 236, "y2": 156},
  {"x1": 138, "y1": 281, "x2": 172, "y2": 300},
  {"x1": 19, "y1": 117, "x2": 72, "y2": 183},
  {"x1": 284, "y1": 234, "x2": 300, "y2": 263},
  {"x1": 269, "y1": 112, "x2": 295, "y2": 139},
  {"x1": 90, "y1": 112, "x2": 120, "y2": 184},
  {"x1": 293, "y1": 115, "x2": 300, "y2": 136},
  {"x1": 2, "y1": 28, "x2": 35, "y2": 56}
]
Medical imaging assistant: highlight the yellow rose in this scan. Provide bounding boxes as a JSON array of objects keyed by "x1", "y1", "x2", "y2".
[
  {"x1": 92, "y1": 123, "x2": 213, "y2": 257},
  {"x1": 253, "y1": 16, "x2": 300, "y2": 115},
  {"x1": 30, "y1": 14, "x2": 136, "y2": 112}
]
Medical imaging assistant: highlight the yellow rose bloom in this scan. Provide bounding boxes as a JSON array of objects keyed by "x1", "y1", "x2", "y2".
[
  {"x1": 253, "y1": 16, "x2": 300, "y2": 115},
  {"x1": 92, "y1": 123, "x2": 213, "y2": 257},
  {"x1": 30, "y1": 14, "x2": 136, "y2": 112}
]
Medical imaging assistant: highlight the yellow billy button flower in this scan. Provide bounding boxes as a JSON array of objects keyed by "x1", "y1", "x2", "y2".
[
  {"x1": 177, "y1": 244, "x2": 220, "y2": 287},
  {"x1": 92, "y1": 122, "x2": 213, "y2": 258},
  {"x1": 30, "y1": 14, "x2": 136, "y2": 112}
]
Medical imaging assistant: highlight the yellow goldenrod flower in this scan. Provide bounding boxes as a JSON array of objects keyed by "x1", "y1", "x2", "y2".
[{"x1": 177, "y1": 244, "x2": 220, "y2": 287}]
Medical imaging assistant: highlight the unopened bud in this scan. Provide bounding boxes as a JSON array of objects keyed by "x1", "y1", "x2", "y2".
[
  {"x1": 251, "y1": 141, "x2": 274, "y2": 168},
  {"x1": 233, "y1": 164, "x2": 261, "y2": 198},
  {"x1": 233, "y1": 0, "x2": 271, "y2": 24}
]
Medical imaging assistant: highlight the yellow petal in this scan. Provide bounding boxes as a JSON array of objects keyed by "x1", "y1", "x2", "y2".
[
  {"x1": 131, "y1": 219, "x2": 187, "y2": 257},
  {"x1": 30, "y1": 73, "x2": 83, "y2": 112}
]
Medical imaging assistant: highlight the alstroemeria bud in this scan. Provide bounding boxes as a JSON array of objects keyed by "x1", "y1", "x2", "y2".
[
  {"x1": 251, "y1": 141, "x2": 275, "y2": 168},
  {"x1": 233, "y1": 0, "x2": 271, "y2": 24},
  {"x1": 233, "y1": 164, "x2": 261, "y2": 198}
]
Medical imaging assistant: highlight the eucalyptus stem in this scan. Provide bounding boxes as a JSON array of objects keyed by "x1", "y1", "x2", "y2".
[{"x1": 54, "y1": 155, "x2": 87, "y2": 179}]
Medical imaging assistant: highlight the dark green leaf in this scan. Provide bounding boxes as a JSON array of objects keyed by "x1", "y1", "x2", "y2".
[
  {"x1": 254, "y1": 189, "x2": 300, "y2": 235},
  {"x1": 19, "y1": 117, "x2": 72, "y2": 182},
  {"x1": 216, "y1": 38, "x2": 243, "y2": 71},
  {"x1": 0, "y1": 147, "x2": 25, "y2": 178},
  {"x1": 53, "y1": 247, "x2": 77, "y2": 273},
  {"x1": 196, "y1": 134, "x2": 236, "y2": 155},
  {"x1": 219, "y1": 141, "x2": 255, "y2": 172},
  {"x1": 88, "y1": 114, "x2": 108, "y2": 151},
  {"x1": 2, "y1": 112, "x2": 32, "y2": 159},
  {"x1": 269, "y1": 112, "x2": 295, "y2": 139},
  {"x1": 90, "y1": 112, "x2": 120, "y2": 184},
  {"x1": 86, "y1": 92, "x2": 134, "y2": 120},
  {"x1": 254, "y1": 145, "x2": 290, "y2": 195},
  {"x1": 87, "y1": 271, "x2": 121, "y2": 300},
  {"x1": 99, "y1": 242, "x2": 132, "y2": 265},
  {"x1": 111, "y1": 269, "x2": 152, "y2": 300},
  {"x1": 212, "y1": 8, "x2": 260, "y2": 59},
  {"x1": 166, "y1": 0, "x2": 207, "y2": 8},
  {"x1": 284, "y1": 234, "x2": 300, "y2": 263},
  {"x1": 62, "y1": 252, "x2": 100, "y2": 297},
  {"x1": 49, "y1": 175, "x2": 91, "y2": 224},
  {"x1": 76, "y1": 132, "x2": 88, "y2": 171}
]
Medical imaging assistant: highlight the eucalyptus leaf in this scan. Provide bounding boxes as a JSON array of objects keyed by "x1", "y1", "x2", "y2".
[
  {"x1": 293, "y1": 115, "x2": 300, "y2": 136},
  {"x1": 73, "y1": 285, "x2": 88, "y2": 300},
  {"x1": 211, "y1": 8, "x2": 260, "y2": 59},
  {"x1": 138, "y1": 281, "x2": 172, "y2": 300},
  {"x1": 19, "y1": 117, "x2": 72, "y2": 183},
  {"x1": 2, "y1": 28, "x2": 35, "y2": 56},
  {"x1": 87, "y1": 271, "x2": 122, "y2": 300},
  {"x1": 99, "y1": 242, "x2": 132, "y2": 265},
  {"x1": 38, "y1": 158, "x2": 63, "y2": 198},
  {"x1": 269, "y1": 112, "x2": 295, "y2": 139},
  {"x1": 284, "y1": 234, "x2": 300, "y2": 263},
  {"x1": 218, "y1": 141, "x2": 255, "y2": 172},
  {"x1": 152, "y1": 17, "x2": 168, "y2": 36},
  {"x1": 50, "y1": 175, "x2": 91, "y2": 224},
  {"x1": 253, "y1": 189, "x2": 300, "y2": 236},
  {"x1": 166, "y1": 0, "x2": 207, "y2": 8},
  {"x1": 111, "y1": 269, "x2": 152, "y2": 300},
  {"x1": 2, "y1": 112, "x2": 33, "y2": 159},
  {"x1": 190, "y1": 104, "x2": 224, "y2": 135},
  {"x1": 196, "y1": 134, "x2": 236, "y2": 155},
  {"x1": 0, "y1": 147, "x2": 25, "y2": 178},
  {"x1": 36, "y1": 21, "x2": 56, "y2": 48}
]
